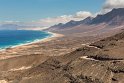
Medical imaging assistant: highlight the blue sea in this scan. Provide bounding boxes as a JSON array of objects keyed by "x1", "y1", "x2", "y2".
[{"x1": 0, "y1": 30, "x2": 52, "y2": 49}]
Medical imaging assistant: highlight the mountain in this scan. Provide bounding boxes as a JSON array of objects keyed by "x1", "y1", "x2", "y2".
[
  {"x1": 90, "y1": 8, "x2": 124, "y2": 25},
  {"x1": 49, "y1": 17, "x2": 93, "y2": 29},
  {"x1": 48, "y1": 8, "x2": 124, "y2": 30},
  {"x1": 0, "y1": 8, "x2": 124, "y2": 83},
  {"x1": 0, "y1": 24, "x2": 21, "y2": 30},
  {"x1": 0, "y1": 24, "x2": 42, "y2": 30}
]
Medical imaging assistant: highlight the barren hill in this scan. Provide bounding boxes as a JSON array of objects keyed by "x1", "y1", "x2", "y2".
[{"x1": 0, "y1": 30, "x2": 124, "y2": 83}]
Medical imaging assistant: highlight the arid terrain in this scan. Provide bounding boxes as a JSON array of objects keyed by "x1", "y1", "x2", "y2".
[
  {"x1": 0, "y1": 8, "x2": 124, "y2": 83},
  {"x1": 0, "y1": 28, "x2": 123, "y2": 83}
]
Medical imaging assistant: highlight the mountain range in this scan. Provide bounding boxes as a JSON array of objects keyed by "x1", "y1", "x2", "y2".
[
  {"x1": 1, "y1": 8, "x2": 124, "y2": 31},
  {"x1": 46, "y1": 8, "x2": 124, "y2": 38},
  {"x1": 0, "y1": 8, "x2": 124, "y2": 83},
  {"x1": 0, "y1": 24, "x2": 44, "y2": 30},
  {"x1": 50, "y1": 17, "x2": 93, "y2": 29},
  {"x1": 49, "y1": 8, "x2": 124, "y2": 30},
  {"x1": 0, "y1": 24, "x2": 21, "y2": 30}
]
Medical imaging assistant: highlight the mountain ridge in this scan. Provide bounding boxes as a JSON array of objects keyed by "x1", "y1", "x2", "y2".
[
  {"x1": 90, "y1": 8, "x2": 124, "y2": 25},
  {"x1": 49, "y1": 17, "x2": 93, "y2": 29},
  {"x1": 49, "y1": 8, "x2": 124, "y2": 30}
]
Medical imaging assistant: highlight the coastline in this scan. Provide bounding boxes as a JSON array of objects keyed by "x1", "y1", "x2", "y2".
[
  {"x1": 0, "y1": 31, "x2": 64, "y2": 60},
  {"x1": 0, "y1": 31, "x2": 64, "y2": 52},
  {"x1": 40, "y1": 31, "x2": 64, "y2": 43}
]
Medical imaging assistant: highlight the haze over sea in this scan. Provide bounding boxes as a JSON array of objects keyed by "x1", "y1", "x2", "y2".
[{"x1": 0, "y1": 30, "x2": 52, "y2": 49}]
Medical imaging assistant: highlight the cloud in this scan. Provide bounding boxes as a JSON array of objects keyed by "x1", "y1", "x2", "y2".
[
  {"x1": 74, "y1": 11, "x2": 92, "y2": 18},
  {"x1": 38, "y1": 15, "x2": 73, "y2": 26},
  {"x1": 35, "y1": 11, "x2": 92, "y2": 26},
  {"x1": 101, "y1": 0, "x2": 124, "y2": 14},
  {"x1": 104, "y1": 0, "x2": 124, "y2": 9}
]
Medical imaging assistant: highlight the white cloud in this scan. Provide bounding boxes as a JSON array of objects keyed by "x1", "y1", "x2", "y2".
[
  {"x1": 75, "y1": 11, "x2": 92, "y2": 18},
  {"x1": 35, "y1": 11, "x2": 92, "y2": 26},
  {"x1": 104, "y1": 0, "x2": 124, "y2": 9},
  {"x1": 39, "y1": 15, "x2": 73, "y2": 25},
  {"x1": 101, "y1": 0, "x2": 124, "y2": 14}
]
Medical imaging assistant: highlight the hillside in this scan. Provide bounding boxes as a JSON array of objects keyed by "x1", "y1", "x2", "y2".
[
  {"x1": 0, "y1": 30, "x2": 124, "y2": 83},
  {"x1": 90, "y1": 8, "x2": 124, "y2": 25},
  {"x1": 54, "y1": 8, "x2": 124, "y2": 28},
  {"x1": 46, "y1": 8, "x2": 124, "y2": 37},
  {"x1": 0, "y1": 8, "x2": 124, "y2": 83}
]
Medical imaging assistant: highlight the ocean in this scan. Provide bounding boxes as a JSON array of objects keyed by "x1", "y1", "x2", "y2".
[{"x1": 0, "y1": 30, "x2": 52, "y2": 49}]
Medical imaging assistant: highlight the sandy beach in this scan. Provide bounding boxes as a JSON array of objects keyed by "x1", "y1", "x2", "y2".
[
  {"x1": 39, "y1": 32, "x2": 64, "y2": 43},
  {"x1": 0, "y1": 31, "x2": 64, "y2": 60}
]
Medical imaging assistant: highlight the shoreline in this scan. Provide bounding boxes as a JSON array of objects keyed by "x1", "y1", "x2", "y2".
[{"x1": 0, "y1": 31, "x2": 64, "y2": 52}]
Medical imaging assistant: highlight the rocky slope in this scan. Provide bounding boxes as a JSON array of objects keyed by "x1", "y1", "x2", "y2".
[
  {"x1": 0, "y1": 30, "x2": 124, "y2": 83},
  {"x1": 47, "y1": 8, "x2": 124, "y2": 37},
  {"x1": 90, "y1": 8, "x2": 124, "y2": 25}
]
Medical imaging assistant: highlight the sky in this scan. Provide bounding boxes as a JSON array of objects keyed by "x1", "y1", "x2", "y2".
[
  {"x1": 0, "y1": 0, "x2": 104, "y2": 22},
  {"x1": 0, "y1": 0, "x2": 124, "y2": 26}
]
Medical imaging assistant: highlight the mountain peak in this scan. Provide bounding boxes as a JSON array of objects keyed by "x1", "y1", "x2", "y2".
[
  {"x1": 90, "y1": 8, "x2": 124, "y2": 25},
  {"x1": 112, "y1": 8, "x2": 124, "y2": 11}
]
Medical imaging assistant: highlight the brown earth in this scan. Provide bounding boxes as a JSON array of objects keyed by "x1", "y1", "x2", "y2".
[{"x1": 0, "y1": 28, "x2": 123, "y2": 83}]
